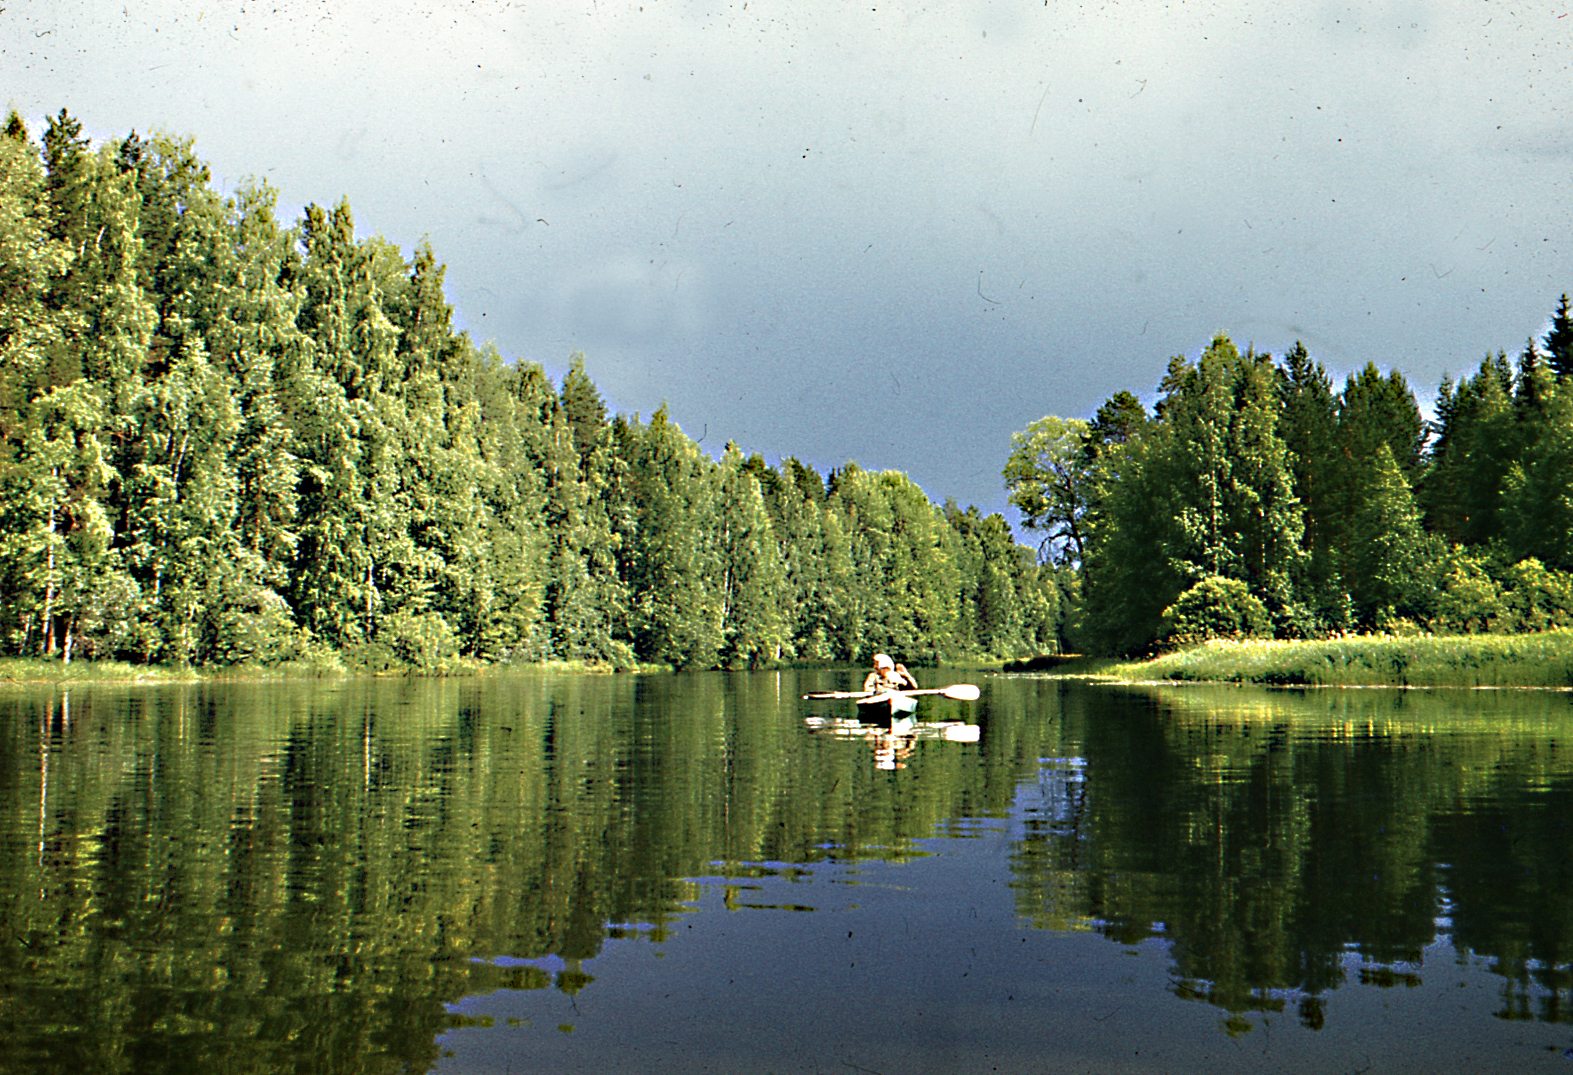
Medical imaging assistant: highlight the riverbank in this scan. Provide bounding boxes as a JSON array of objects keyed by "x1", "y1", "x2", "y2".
[
  {"x1": 13, "y1": 633, "x2": 1573, "y2": 689},
  {"x1": 0, "y1": 655, "x2": 666, "y2": 686},
  {"x1": 1048, "y1": 630, "x2": 1573, "y2": 688}
]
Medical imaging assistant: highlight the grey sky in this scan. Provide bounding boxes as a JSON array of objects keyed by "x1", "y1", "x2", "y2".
[{"x1": 5, "y1": 0, "x2": 1571, "y2": 519}]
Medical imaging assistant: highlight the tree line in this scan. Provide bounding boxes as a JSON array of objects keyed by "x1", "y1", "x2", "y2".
[
  {"x1": 0, "y1": 110, "x2": 1060, "y2": 669},
  {"x1": 1006, "y1": 299, "x2": 1573, "y2": 654}
]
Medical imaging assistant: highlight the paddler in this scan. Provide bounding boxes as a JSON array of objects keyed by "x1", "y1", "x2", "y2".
[{"x1": 862, "y1": 652, "x2": 919, "y2": 694}]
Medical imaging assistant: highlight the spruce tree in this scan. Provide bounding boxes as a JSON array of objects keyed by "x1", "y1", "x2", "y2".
[
  {"x1": 1545, "y1": 294, "x2": 1573, "y2": 379},
  {"x1": 1421, "y1": 355, "x2": 1516, "y2": 546},
  {"x1": 540, "y1": 405, "x2": 610, "y2": 659},
  {"x1": 1081, "y1": 426, "x2": 1181, "y2": 653},
  {"x1": 560, "y1": 353, "x2": 608, "y2": 471},
  {"x1": 1086, "y1": 389, "x2": 1148, "y2": 455},
  {"x1": 7, "y1": 381, "x2": 119, "y2": 659},
  {"x1": 1501, "y1": 384, "x2": 1573, "y2": 570},
  {"x1": 828, "y1": 467, "x2": 960, "y2": 662},
  {"x1": 465, "y1": 348, "x2": 549, "y2": 659},
  {"x1": 0, "y1": 117, "x2": 75, "y2": 651},
  {"x1": 1275, "y1": 343, "x2": 1341, "y2": 620},
  {"x1": 1336, "y1": 363, "x2": 1425, "y2": 478}
]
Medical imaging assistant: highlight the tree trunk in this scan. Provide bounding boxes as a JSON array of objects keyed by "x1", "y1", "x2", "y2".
[{"x1": 42, "y1": 489, "x2": 57, "y2": 656}]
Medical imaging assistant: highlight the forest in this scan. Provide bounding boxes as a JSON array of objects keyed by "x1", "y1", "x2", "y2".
[
  {"x1": 13, "y1": 107, "x2": 1573, "y2": 670},
  {"x1": 1006, "y1": 296, "x2": 1573, "y2": 654},
  {"x1": 0, "y1": 110, "x2": 1061, "y2": 670}
]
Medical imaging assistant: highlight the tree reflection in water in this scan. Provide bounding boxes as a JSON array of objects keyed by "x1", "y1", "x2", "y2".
[{"x1": 0, "y1": 673, "x2": 1571, "y2": 1074}]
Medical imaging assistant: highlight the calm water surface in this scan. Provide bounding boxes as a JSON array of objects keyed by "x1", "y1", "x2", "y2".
[{"x1": 2, "y1": 671, "x2": 1572, "y2": 1073}]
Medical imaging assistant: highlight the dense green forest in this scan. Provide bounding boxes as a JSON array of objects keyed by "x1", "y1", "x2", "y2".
[
  {"x1": 0, "y1": 110, "x2": 1061, "y2": 670},
  {"x1": 1006, "y1": 298, "x2": 1573, "y2": 654}
]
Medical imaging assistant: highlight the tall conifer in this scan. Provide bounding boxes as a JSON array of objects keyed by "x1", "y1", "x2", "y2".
[{"x1": 1544, "y1": 294, "x2": 1573, "y2": 379}]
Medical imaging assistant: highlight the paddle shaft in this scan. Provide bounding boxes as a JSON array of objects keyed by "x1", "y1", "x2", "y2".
[{"x1": 802, "y1": 684, "x2": 979, "y2": 701}]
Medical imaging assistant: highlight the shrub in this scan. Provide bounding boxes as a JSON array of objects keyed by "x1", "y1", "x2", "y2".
[
  {"x1": 1158, "y1": 576, "x2": 1273, "y2": 648},
  {"x1": 379, "y1": 610, "x2": 460, "y2": 672}
]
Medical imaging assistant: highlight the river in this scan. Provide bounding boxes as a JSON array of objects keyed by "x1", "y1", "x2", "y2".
[{"x1": 1, "y1": 670, "x2": 1570, "y2": 1073}]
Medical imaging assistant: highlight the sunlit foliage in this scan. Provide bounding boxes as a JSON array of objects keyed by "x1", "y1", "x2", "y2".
[
  {"x1": 0, "y1": 112, "x2": 1057, "y2": 668},
  {"x1": 1009, "y1": 305, "x2": 1573, "y2": 655}
]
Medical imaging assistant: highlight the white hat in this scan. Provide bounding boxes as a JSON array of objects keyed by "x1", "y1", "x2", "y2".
[{"x1": 874, "y1": 653, "x2": 894, "y2": 668}]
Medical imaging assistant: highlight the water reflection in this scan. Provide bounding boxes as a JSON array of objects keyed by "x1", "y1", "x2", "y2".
[
  {"x1": 804, "y1": 712, "x2": 981, "y2": 769},
  {"x1": 1022, "y1": 681, "x2": 1573, "y2": 1034},
  {"x1": 0, "y1": 673, "x2": 1570, "y2": 1073}
]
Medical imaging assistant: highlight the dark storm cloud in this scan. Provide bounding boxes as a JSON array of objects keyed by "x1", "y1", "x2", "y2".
[{"x1": 4, "y1": 0, "x2": 1570, "y2": 517}]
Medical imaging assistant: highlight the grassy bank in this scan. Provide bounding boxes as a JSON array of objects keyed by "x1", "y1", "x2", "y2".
[
  {"x1": 0, "y1": 658, "x2": 206, "y2": 686},
  {"x1": 1081, "y1": 630, "x2": 1573, "y2": 688},
  {"x1": 0, "y1": 655, "x2": 666, "y2": 686},
  {"x1": 18, "y1": 636, "x2": 1573, "y2": 689}
]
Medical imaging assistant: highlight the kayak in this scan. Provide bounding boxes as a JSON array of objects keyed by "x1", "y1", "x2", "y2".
[
  {"x1": 800, "y1": 683, "x2": 979, "y2": 728},
  {"x1": 855, "y1": 690, "x2": 919, "y2": 722}
]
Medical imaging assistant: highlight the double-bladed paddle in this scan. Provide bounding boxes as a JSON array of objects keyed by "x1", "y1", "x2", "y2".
[{"x1": 801, "y1": 683, "x2": 980, "y2": 701}]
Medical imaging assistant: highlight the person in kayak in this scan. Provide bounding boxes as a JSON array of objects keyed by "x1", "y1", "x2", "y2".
[{"x1": 863, "y1": 652, "x2": 919, "y2": 694}]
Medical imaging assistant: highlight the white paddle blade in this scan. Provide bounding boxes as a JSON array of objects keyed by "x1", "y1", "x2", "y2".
[
  {"x1": 941, "y1": 684, "x2": 981, "y2": 701},
  {"x1": 942, "y1": 723, "x2": 981, "y2": 742}
]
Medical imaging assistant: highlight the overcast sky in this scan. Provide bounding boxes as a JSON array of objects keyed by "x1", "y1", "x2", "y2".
[{"x1": 4, "y1": 0, "x2": 1571, "y2": 519}]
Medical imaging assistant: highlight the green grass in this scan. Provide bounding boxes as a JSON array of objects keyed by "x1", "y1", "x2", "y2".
[
  {"x1": 22, "y1": 637, "x2": 1573, "y2": 689},
  {"x1": 0, "y1": 657, "x2": 206, "y2": 686},
  {"x1": 0, "y1": 654, "x2": 670, "y2": 686},
  {"x1": 1086, "y1": 630, "x2": 1573, "y2": 688}
]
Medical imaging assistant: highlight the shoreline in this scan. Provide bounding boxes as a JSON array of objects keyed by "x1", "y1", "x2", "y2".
[
  {"x1": 0, "y1": 657, "x2": 663, "y2": 687},
  {"x1": 10, "y1": 632, "x2": 1573, "y2": 690},
  {"x1": 1033, "y1": 630, "x2": 1573, "y2": 689}
]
